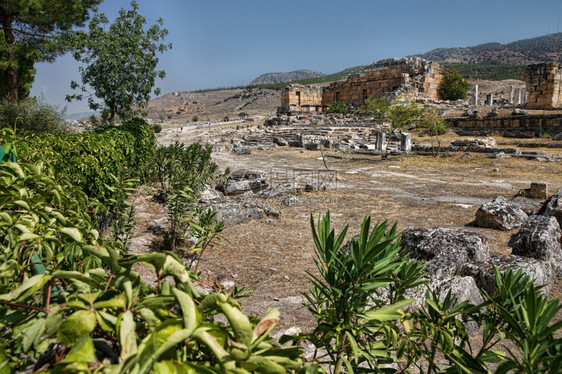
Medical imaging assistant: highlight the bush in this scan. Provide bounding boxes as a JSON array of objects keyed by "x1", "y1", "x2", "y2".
[
  {"x1": 327, "y1": 101, "x2": 348, "y2": 114},
  {"x1": 438, "y1": 69, "x2": 470, "y2": 101},
  {"x1": 0, "y1": 97, "x2": 68, "y2": 135},
  {"x1": 152, "y1": 123, "x2": 162, "y2": 133},
  {"x1": 0, "y1": 164, "x2": 308, "y2": 372},
  {"x1": 21, "y1": 118, "x2": 156, "y2": 204}
]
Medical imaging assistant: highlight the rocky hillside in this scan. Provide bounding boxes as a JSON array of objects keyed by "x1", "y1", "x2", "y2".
[
  {"x1": 417, "y1": 33, "x2": 562, "y2": 64},
  {"x1": 249, "y1": 69, "x2": 325, "y2": 85},
  {"x1": 145, "y1": 87, "x2": 280, "y2": 123}
]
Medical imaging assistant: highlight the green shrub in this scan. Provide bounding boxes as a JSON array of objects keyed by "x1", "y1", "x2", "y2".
[
  {"x1": 21, "y1": 118, "x2": 156, "y2": 204},
  {"x1": 327, "y1": 101, "x2": 348, "y2": 114},
  {"x1": 149, "y1": 141, "x2": 222, "y2": 251},
  {"x1": 152, "y1": 123, "x2": 162, "y2": 133},
  {"x1": 438, "y1": 69, "x2": 470, "y2": 101},
  {"x1": 0, "y1": 97, "x2": 68, "y2": 135},
  {"x1": 0, "y1": 165, "x2": 309, "y2": 372}
]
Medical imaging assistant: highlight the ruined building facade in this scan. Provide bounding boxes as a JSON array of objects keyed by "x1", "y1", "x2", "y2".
[
  {"x1": 525, "y1": 63, "x2": 562, "y2": 109},
  {"x1": 279, "y1": 57, "x2": 442, "y2": 114}
]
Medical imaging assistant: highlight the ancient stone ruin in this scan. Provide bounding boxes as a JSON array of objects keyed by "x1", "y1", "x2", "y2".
[
  {"x1": 279, "y1": 57, "x2": 442, "y2": 114},
  {"x1": 525, "y1": 62, "x2": 562, "y2": 109}
]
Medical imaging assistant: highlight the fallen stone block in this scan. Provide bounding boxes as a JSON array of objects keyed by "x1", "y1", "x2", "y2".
[
  {"x1": 510, "y1": 215, "x2": 562, "y2": 276},
  {"x1": 475, "y1": 196, "x2": 528, "y2": 231}
]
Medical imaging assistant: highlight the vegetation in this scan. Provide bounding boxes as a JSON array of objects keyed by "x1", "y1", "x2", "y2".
[
  {"x1": 441, "y1": 62, "x2": 525, "y2": 81},
  {"x1": 438, "y1": 69, "x2": 471, "y2": 101},
  {"x1": 0, "y1": 97, "x2": 67, "y2": 135},
  {"x1": 0, "y1": 0, "x2": 102, "y2": 102},
  {"x1": 326, "y1": 101, "x2": 349, "y2": 114},
  {"x1": 0, "y1": 162, "x2": 307, "y2": 372},
  {"x1": 281, "y1": 212, "x2": 562, "y2": 373},
  {"x1": 67, "y1": 1, "x2": 172, "y2": 124}
]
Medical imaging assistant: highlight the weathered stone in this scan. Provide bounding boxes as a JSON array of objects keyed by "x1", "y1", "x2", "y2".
[
  {"x1": 510, "y1": 215, "x2": 562, "y2": 276},
  {"x1": 206, "y1": 198, "x2": 279, "y2": 224},
  {"x1": 400, "y1": 132, "x2": 412, "y2": 152},
  {"x1": 461, "y1": 255, "x2": 552, "y2": 296},
  {"x1": 450, "y1": 137, "x2": 497, "y2": 148},
  {"x1": 281, "y1": 195, "x2": 301, "y2": 206},
  {"x1": 537, "y1": 189, "x2": 562, "y2": 227},
  {"x1": 530, "y1": 182, "x2": 548, "y2": 199},
  {"x1": 475, "y1": 196, "x2": 528, "y2": 231},
  {"x1": 232, "y1": 146, "x2": 252, "y2": 155},
  {"x1": 401, "y1": 227, "x2": 489, "y2": 277},
  {"x1": 273, "y1": 137, "x2": 288, "y2": 146},
  {"x1": 553, "y1": 132, "x2": 562, "y2": 141},
  {"x1": 525, "y1": 63, "x2": 562, "y2": 109},
  {"x1": 216, "y1": 170, "x2": 270, "y2": 195},
  {"x1": 256, "y1": 179, "x2": 298, "y2": 199}
]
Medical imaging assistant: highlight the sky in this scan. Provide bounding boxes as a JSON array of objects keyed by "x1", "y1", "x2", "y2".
[{"x1": 30, "y1": 0, "x2": 562, "y2": 114}]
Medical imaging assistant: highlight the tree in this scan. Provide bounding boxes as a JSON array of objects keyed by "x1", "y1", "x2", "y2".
[
  {"x1": 67, "y1": 1, "x2": 171, "y2": 124},
  {"x1": 0, "y1": 0, "x2": 101, "y2": 102},
  {"x1": 438, "y1": 68, "x2": 470, "y2": 101}
]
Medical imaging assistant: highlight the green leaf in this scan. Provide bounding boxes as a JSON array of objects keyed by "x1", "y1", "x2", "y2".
[
  {"x1": 172, "y1": 288, "x2": 200, "y2": 335},
  {"x1": 363, "y1": 299, "x2": 414, "y2": 321},
  {"x1": 60, "y1": 227, "x2": 83, "y2": 242},
  {"x1": 58, "y1": 310, "x2": 97, "y2": 346},
  {"x1": 119, "y1": 310, "x2": 138, "y2": 361},
  {"x1": 60, "y1": 336, "x2": 98, "y2": 364}
]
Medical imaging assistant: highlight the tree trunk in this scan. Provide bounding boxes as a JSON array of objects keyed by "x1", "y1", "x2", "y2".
[{"x1": 1, "y1": 10, "x2": 18, "y2": 103}]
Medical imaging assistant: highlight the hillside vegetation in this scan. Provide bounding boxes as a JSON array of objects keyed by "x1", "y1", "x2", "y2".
[{"x1": 417, "y1": 32, "x2": 562, "y2": 64}]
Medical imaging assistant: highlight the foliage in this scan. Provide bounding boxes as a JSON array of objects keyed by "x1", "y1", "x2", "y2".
[
  {"x1": 438, "y1": 69, "x2": 470, "y2": 101},
  {"x1": 187, "y1": 207, "x2": 225, "y2": 272},
  {"x1": 0, "y1": 165, "x2": 310, "y2": 372},
  {"x1": 67, "y1": 1, "x2": 172, "y2": 124},
  {"x1": 326, "y1": 101, "x2": 349, "y2": 115},
  {"x1": 239, "y1": 112, "x2": 249, "y2": 118},
  {"x1": 149, "y1": 141, "x2": 222, "y2": 251},
  {"x1": 0, "y1": 97, "x2": 67, "y2": 135},
  {"x1": 418, "y1": 108, "x2": 448, "y2": 157},
  {"x1": 0, "y1": 161, "x2": 105, "y2": 273},
  {"x1": 441, "y1": 62, "x2": 525, "y2": 81},
  {"x1": 358, "y1": 97, "x2": 440, "y2": 131},
  {"x1": 152, "y1": 123, "x2": 162, "y2": 133},
  {"x1": 21, "y1": 118, "x2": 156, "y2": 204},
  {"x1": 192, "y1": 115, "x2": 199, "y2": 122},
  {"x1": 0, "y1": 0, "x2": 102, "y2": 102},
  {"x1": 291, "y1": 212, "x2": 426, "y2": 373}
]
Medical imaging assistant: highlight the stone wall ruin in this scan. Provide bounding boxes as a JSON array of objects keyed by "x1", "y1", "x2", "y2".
[
  {"x1": 525, "y1": 63, "x2": 562, "y2": 109},
  {"x1": 279, "y1": 57, "x2": 442, "y2": 114}
]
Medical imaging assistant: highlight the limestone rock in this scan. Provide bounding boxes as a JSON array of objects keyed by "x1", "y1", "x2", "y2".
[
  {"x1": 281, "y1": 195, "x2": 301, "y2": 206},
  {"x1": 553, "y1": 132, "x2": 562, "y2": 141},
  {"x1": 475, "y1": 196, "x2": 528, "y2": 231},
  {"x1": 273, "y1": 137, "x2": 288, "y2": 146},
  {"x1": 537, "y1": 189, "x2": 562, "y2": 227},
  {"x1": 216, "y1": 170, "x2": 270, "y2": 195},
  {"x1": 510, "y1": 215, "x2": 562, "y2": 276},
  {"x1": 206, "y1": 197, "x2": 280, "y2": 224},
  {"x1": 401, "y1": 227, "x2": 489, "y2": 277},
  {"x1": 256, "y1": 179, "x2": 298, "y2": 199},
  {"x1": 461, "y1": 255, "x2": 552, "y2": 296}
]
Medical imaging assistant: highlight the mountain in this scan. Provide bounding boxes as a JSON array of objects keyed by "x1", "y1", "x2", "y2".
[
  {"x1": 416, "y1": 33, "x2": 562, "y2": 65},
  {"x1": 250, "y1": 69, "x2": 325, "y2": 85}
]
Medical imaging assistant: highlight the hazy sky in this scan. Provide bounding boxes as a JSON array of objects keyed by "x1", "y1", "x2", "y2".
[{"x1": 30, "y1": 0, "x2": 562, "y2": 114}]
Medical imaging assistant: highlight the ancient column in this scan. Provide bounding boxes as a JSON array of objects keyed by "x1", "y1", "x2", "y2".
[
  {"x1": 515, "y1": 88, "x2": 522, "y2": 105},
  {"x1": 486, "y1": 94, "x2": 494, "y2": 106},
  {"x1": 376, "y1": 132, "x2": 387, "y2": 152},
  {"x1": 508, "y1": 85, "x2": 514, "y2": 104},
  {"x1": 400, "y1": 133, "x2": 412, "y2": 153},
  {"x1": 472, "y1": 85, "x2": 479, "y2": 105}
]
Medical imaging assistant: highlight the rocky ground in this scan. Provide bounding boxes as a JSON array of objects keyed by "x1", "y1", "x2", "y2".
[{"x1": 127, "y1": 119, "x2": 562, "y2": 334}]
